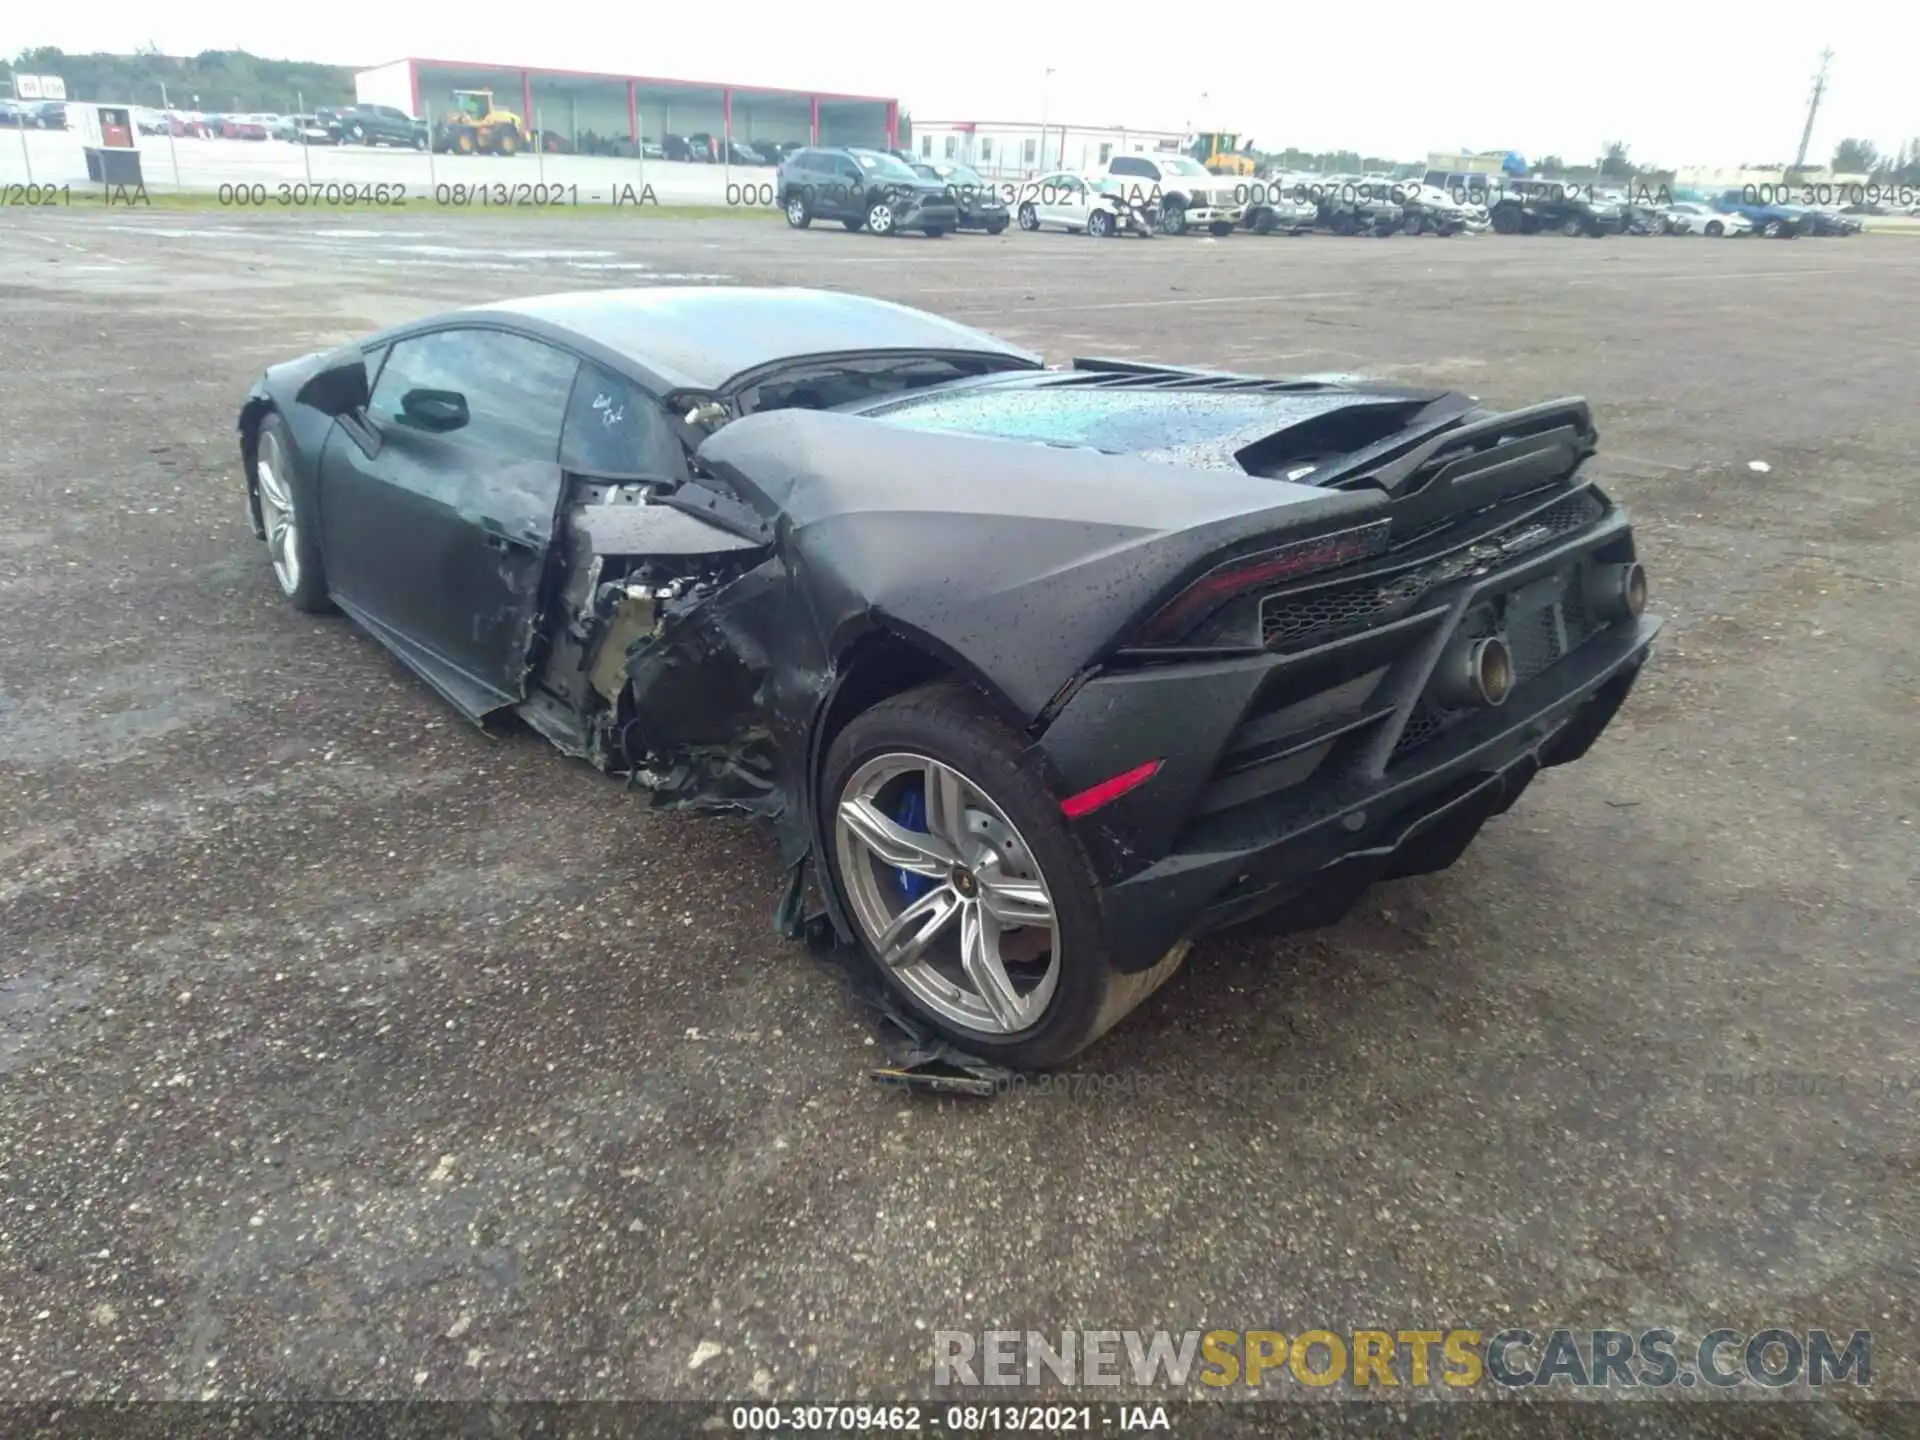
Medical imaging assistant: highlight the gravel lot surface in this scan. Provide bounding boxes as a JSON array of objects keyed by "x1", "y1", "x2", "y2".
[{"x1": 1, "y1": 211, "x2": 1914, "y2": 1426}]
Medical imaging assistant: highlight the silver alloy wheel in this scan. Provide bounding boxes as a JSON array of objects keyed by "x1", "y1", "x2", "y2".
[
  {"x1": 834, "y1": 751, "x2": 1060, "y2": 1037},
  {"x1": 867, "y1": 202, "x2": 895, "y2": 234},
  {"x1": 787, "y1": 195, "x2": 807, "y2": 225},
  {"x1": 255, "y1": 429, "x2": 300, "y2": 596}
]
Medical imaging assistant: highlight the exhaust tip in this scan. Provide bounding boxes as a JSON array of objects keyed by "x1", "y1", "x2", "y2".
[
  {"x1": 1435, "y1": 634, "x2": 1514, "y2": 709},
  {"x1": 1587, "y1": 562, "x2": 1647, "y2": 622}
]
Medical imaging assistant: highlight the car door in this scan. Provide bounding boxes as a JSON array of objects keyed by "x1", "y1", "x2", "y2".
[{"x1": 316, "y1": 325, "x2": 581, "y2": 718}]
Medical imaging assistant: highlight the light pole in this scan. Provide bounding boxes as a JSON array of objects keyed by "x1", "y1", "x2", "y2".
[{"x1": 1038, "y1": 67, "x2": 1054, "y2": 175}]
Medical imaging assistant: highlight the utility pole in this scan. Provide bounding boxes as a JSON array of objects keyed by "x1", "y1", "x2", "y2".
[
  {"x1": 1792, "y1": 48, "x2": 1833, "y2": 174},
  {"x1": 1038, "y1": 67, "x2": 1054, "y2": 175}
]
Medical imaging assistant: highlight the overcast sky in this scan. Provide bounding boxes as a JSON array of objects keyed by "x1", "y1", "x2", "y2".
[{"x1": 7, "y1": 0, "x2": 1915, "y2": 168}]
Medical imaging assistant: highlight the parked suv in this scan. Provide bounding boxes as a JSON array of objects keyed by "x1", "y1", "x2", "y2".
[
  {"x1": 1490, "y1": 179, "x2": 1622, "y2": 236},
  {"x1": 336, "y1": 104, "x2": 428, "y2": 150},
  {"x1": 1100, "y1": 153, "x2": 1244, "y2": 235},
  {"x1": 1304, "y1": 176, "x2": 1405, "y2": 235},
  {"x1": 779, "y1": 147, "x2": 959, "y2": 236}
]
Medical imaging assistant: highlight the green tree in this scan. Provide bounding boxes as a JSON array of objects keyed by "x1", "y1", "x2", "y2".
[
  {"x1": 1831, "y1": 137, "x2": 1878, "y2": 173},
  {"x1": 1599, "y1": 141, "x2": 1633, "y2": 179}
]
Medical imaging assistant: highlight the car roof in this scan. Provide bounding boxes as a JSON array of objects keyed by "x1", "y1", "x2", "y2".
[{"x1": 462, "y1": 286, "x2": 1043, "y2": 393}]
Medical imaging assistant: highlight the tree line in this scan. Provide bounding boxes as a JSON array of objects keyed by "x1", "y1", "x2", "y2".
[{"x1": 3, "y1": 46, "x2": 356, "y2": 112}]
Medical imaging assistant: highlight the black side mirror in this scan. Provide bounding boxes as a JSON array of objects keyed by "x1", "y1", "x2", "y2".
[
  {"x1": 294, "y1": 346, "x2": 370, "y2": 416},
  {"x1": 399, "y1": 388, "x2": 470, "y2": 433}
]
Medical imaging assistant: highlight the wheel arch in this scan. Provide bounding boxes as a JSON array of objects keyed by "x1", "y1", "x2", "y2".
[{"x1": 238, "y1": 395, "x2": 275, "y2": 540}]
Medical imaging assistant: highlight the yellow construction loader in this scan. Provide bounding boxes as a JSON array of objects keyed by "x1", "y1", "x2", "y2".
[
  {"x1": 434, "y1": 90, "x2": 526, "y2": 156},
  {"x1": 1189, "y1": 132, "x2": 1256, "y2": 177}
]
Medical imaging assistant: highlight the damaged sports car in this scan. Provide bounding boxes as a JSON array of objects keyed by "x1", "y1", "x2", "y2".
[{"x1": 239, "y1": 287, "x2": 1660, "y2": 1067}]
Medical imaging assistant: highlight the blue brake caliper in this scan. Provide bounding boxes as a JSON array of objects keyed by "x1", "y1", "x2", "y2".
[{"x1": 893, "y1": 787, "x2": 934, "y2": 902}]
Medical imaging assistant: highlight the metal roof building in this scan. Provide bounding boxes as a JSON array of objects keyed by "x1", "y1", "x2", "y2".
[{"x1": 354, "y1": 57, "x2": 898, "y2": 154}]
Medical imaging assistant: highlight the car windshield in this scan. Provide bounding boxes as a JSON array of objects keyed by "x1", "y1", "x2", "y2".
[
  {"x1": 854, "y1": 151, "x2": 918, "y2": 180},
  {"x1": 941, "y1": 164, "x2": 985, "y2": 187},
  {"x1": 1156, "y1": 156, "x2": 1208, "y2": 177}
]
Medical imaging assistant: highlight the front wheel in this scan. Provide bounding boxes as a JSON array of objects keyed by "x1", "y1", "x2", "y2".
[
  {"x1": 1404, "y1": 213, "x2": 1424, "y2": 235},
  {"x1": 1761, "y1": 219, "x2": 1783, "y2": 238},
  {"x1": 822, "y1": 681, "x2": 1188, "y2": 1068},
  {"x1": 1017, "y1": 202, "x2": 1039, "y2": 231},
  {"x1": 1160, "y1": 204, "x2": 1188, "y2": 235},
  {"x1": 1208, "y1": 220, "x2": 1233, "y2": 236},
  {"x1": 865, "y1": 201, "x2": 897, "y2": 235},
  {"x1": 1561, "y1": 216, "x2": 1585, "y2": 237},
  {"x1": 785, "y1": 192, "x2": 812, "y2": 228},
  {"x1": 1705, "y1": 220, "x2": 1724, "y2": 236},
  {"x1": 252, "y1": 415, "x2": 330, "y2": 614},
  {"x1": 985, "y1": 218, "x2": 1008, "y2": 235}
]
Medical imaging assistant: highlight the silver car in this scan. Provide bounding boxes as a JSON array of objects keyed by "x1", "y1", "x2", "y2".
[{"x1": 1660, "y1": 202, "x2": 1752, "y2": 237}]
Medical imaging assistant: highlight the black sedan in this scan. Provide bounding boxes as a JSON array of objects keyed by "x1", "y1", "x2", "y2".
[
  {"x1": 238, "y1": 288, "x2": 1660, "y2": 1067},
  {"x1": 911, "y1": 161, "x2": 1011, "y2": 234}
]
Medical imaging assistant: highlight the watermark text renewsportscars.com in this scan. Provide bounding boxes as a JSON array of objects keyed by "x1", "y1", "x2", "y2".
[{"x1": 934, "y1": 1327, "x2": 1871, "y2": 1391}]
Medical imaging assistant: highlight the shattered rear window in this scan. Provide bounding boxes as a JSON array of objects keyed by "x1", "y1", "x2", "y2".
[{"x1": 858, "y1": 387, "x2": 1378, "y2": 470}]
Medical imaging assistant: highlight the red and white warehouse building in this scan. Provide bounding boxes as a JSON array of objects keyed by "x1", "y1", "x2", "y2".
[{"x1": 354, "y1": 57, "x2": 898, "y2": 153}]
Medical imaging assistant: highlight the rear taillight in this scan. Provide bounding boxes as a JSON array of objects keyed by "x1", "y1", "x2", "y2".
[{"x1": 1134, "y1": 520, "x2": 1390, "y2": 644}]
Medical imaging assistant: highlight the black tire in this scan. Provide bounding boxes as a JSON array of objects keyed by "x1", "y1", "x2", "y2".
[
  {"x1": 1208, "y1": 220, "x2": 1233, "y2": 236},
  {"x1": 251, "y1": 414, "x2": 330, "y2": 614},
  {"x1": 843, "y1": 217, "x2": 864, "y2": 231},
  {"x1": 985, "y1": 218, "x2": 1008, "y2": 235},
  {"x1": 1762, "y1": 219, "x2": 1783, "y2": 238},
  {"x1": 1160, "y1": 203, "x2": 1188, "y2": 235},
  {"x1": 820, "y1": 680, "x2": 1188, "y2": 1068},
  {"x1": 1561, "y1": 216, "x2": 1584, "y2": 237},
  {"x1": 1404, "y1": 213, "x2": 1424, "y2": 235},
  {"x1": 1017, "y1": 202, "x2": 1039, "y2": 231},
  {"x1": 1088, "y1": 208, "x2": 1116, "y2": 237},
  {"x1": 1491, "y1": 205, "x2": 1521, "y2": 235},
  {"x1": 784, "y1": 191, "x2": 812, "y2": 228},
  {"x1": 924, "y1": 227, "x2": 947, "y2": 238},
  {"x1": 1705, "y1": 220, "x2": 1724, "y2": 236},
  {"x1": 348, "y1": 123, "x2": 366, "y2": 143},
  {"x1": 1331, "y1": 211, "x2": 1356, "y2": 236},
  {"x1": 1250, "y1": 208, "x2": 1275, "y2": 235}
]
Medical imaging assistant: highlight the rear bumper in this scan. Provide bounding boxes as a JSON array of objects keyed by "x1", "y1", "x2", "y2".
[{"x1": 1083, "y1": 615, "x2": 1658, "y2": 970}]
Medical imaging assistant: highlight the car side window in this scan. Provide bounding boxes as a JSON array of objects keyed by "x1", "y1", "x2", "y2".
[
  {"x1": 368, "y1": 327, "x2": 579, "y2": 465},
  {"x1": 1109, "y1": 156, "x2": 1148, "y2": 178},
  {"x1": 560, "y1": 361, "x2": 683, "y2": 477}
]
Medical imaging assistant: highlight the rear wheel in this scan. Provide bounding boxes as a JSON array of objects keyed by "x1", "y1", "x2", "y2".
[
  {"x1": 822, "y1": 681, "x2": 1188, "y2": 1068},
  {"x1": 495, "y1": 130, "x2": 520, "y2": 157},
  {"x1": 1491, "y1": 204, "x2": 1521, "y2": 234},
  {"x1": 1561, "y1": 215, "x2": 1585, "y2": 237},
  {"x1": 1404, "y1": 213, "x2": 1424, "y2": 235},
  {"x1": 1250, "y1": 208, "x2": 1275, "y2": 235},
  {"x1": 1705, "y1": 220, "x2": 1724, "y2": 236},
  {"x1": 1761, "y1": 219, "x2": 1783, "y2": 238},
  {"x1": 252, "y1": 415, "x2": 330, "y2": 614},
  {"x1": 1088, "y1": 208, "x2": 1116, "y2": 237},
  {"x1": 1208, "y1": 220, "x2": 1233, "y2": 236}
]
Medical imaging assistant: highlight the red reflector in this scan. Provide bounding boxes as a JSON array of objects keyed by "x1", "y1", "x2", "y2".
[{"x1": 1060, "y1": 759, "x2": 1163, "y2": 819}]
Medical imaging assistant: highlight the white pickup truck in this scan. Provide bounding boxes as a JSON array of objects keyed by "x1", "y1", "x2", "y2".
[{"x1": 1099, "y1": 153, "x2": 1246, "y2": 235}]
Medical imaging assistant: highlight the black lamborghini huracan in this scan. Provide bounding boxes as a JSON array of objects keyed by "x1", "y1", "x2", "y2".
[{"x1": 239, "y1": 287, "x2": 1660, "y2": 1066}]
